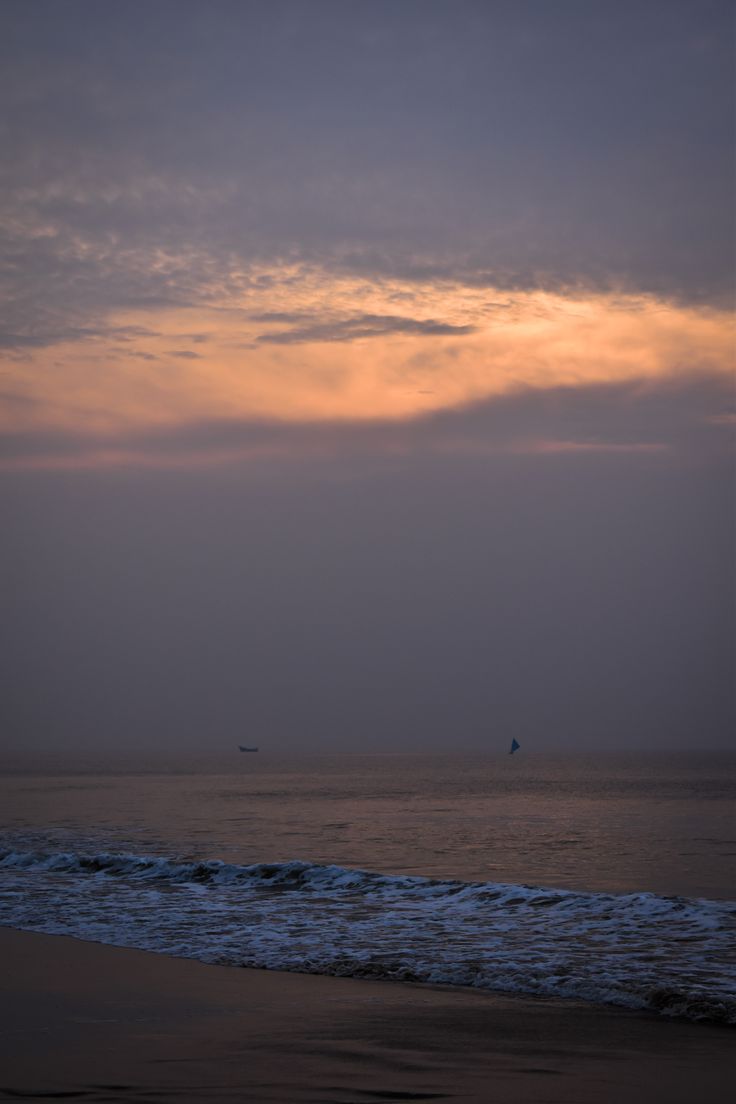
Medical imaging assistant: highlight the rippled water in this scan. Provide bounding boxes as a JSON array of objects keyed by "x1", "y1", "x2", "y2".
[{"x1": 1, "y1": 752, "x2": 734, "y2": 1022}]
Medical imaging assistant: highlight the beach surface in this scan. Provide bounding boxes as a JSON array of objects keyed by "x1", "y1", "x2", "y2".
[{"x1": 1, "y1": 928, "x2": 734, "y2": 1103}]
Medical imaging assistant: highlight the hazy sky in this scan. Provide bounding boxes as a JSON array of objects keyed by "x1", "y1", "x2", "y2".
[{"x1": 2, "y1": 1, "x2": 734, "y2": 754}]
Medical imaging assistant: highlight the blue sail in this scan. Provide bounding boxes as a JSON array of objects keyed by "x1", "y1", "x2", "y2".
[{"x1": 509, "y1": 738, "x2": 520, "y2": 754}]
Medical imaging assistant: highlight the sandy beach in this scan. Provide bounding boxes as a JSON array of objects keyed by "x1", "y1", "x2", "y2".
[{"x1": 1, "y1": 928, "x2": 733, "y2": 1103}]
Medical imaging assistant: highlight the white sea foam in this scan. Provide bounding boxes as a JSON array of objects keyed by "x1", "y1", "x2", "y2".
[{"x1": 1, "y1": 846, "x2": 734, "y2": 1024}]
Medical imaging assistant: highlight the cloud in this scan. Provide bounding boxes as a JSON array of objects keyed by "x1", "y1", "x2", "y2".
[
  {"x1": 0, "y1": 333, "x2": 51, "y2": 350},
  {"x1": 0, "y1": 326, "x2": 103, "y2": 350},
  {"x1": 0, "y1": 0, "x2": 732, "y2": 360},
  {"x1": 250, "y1": 312, "x2": 308, "y2": 324},
  {"x1": 256, "y1": 313, "x2": 478, "y2": 345},
  {"x1": 1, "y1": 373, "x2": 730, "y2": 471},
  {"x1": 1, "y1": 278, "x2": 731, "y2": 437},
  {"x1": 518, "y1": 440, "x2": 668, "y2": 455}
]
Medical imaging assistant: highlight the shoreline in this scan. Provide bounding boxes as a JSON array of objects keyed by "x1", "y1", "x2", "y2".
[{"x1": 1, "y1": 927, "x2": 734, "y2": 1103}]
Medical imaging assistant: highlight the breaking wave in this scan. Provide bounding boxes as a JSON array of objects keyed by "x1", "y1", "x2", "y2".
[{"x1": 1, "y1": 847, "x2": 734, "y2": 1024}]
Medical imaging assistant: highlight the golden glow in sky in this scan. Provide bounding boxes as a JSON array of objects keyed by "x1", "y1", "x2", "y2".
[{"x1": 1, "y1": 266, "x2": 733, "y2": 443}]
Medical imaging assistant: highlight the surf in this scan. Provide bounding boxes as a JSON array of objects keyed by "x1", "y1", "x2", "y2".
[{"x1": 1, "y1": 846, "x2": 734, "y2": 1025}]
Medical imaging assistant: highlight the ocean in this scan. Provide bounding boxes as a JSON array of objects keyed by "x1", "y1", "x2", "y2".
[{"x1": 1, "y1": 751, "x2": 734, "y2": 1024}]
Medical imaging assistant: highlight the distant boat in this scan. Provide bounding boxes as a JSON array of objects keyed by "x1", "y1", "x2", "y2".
[
  {"x1": 238, "y1": 745, "x2": 259, "y2": 753},
  {"x1": 509, "y1": 738, "x2": 521, "y2": 755}
]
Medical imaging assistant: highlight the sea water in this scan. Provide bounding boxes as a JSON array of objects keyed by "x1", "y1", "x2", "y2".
[{"x1": 1, "y1": 752, "x2": 734, "y2": 1023}]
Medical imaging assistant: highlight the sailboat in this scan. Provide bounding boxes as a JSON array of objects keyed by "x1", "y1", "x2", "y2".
[{"x1": 509, "y1": 738, "x2": 520, "y2": 755}]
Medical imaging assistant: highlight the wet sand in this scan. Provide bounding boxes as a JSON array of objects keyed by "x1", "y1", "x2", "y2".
[{"x1": 0, "y1": 928, "x2": 733, "y2": 1103}]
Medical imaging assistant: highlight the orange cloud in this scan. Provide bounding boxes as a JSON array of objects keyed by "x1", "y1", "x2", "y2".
[{"x1": 1, "y1": 267, "x2": 732, "y2": 438}]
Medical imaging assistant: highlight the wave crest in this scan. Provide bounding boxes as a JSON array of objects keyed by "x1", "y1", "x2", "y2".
[{"x1": 2, "y1": 846, "x2": 734, "y2": 1025}]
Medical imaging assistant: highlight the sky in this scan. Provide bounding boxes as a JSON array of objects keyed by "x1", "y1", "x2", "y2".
[{"x1": 1, "y1": 0, "x2": 734, "y2": 755}]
